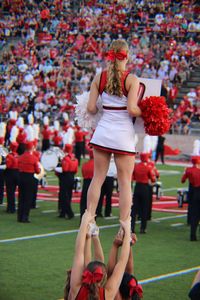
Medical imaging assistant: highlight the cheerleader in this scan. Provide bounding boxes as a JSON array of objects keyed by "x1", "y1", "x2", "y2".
[{"x1": 86, "y1": 39, "x2": 141, "y2": 221}]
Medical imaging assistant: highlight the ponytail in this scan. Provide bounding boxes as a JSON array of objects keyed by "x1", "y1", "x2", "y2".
[{"x1": 105, "y1": 39, "x2": 129, "y2": 97}]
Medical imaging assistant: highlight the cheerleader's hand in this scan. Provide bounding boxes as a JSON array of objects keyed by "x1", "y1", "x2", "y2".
[
  {"x1": 120, "y1": 216, "x2": 131, "y2": 236},
  {"x1": 81, "y1": 210, "x2": 95, "y2": 225}
]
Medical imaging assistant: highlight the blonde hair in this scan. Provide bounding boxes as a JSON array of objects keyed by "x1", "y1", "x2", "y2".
[
  {"x1": 63, "y1": 269, "x2": 71, "y2": 300},
  {"x1": 106, "y1": 39, "x2": 129, "y2": 97}
]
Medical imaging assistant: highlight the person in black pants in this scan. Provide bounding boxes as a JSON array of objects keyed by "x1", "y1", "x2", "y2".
[
  {"x1": 155, "y1": 135, "x2": 166, "y2": 164},
  {"x1": 181, "y1": 156, "x2": 200, "y2": 241},
  {"x1": 17, "y1": 141, "x2": 41, "y2": 223},
  {"x1": 131, "y1": 153, "x2": 156, "y2": 234},
  {"x1": 96, "y1": 176, "x2": 115, "y2": 218},
  {"x1": 58, "y1": 144, "x2": 78, "y2": 219},
  {"x1": 80, "y1": 148, "x2": 94, "y2": 219},
  {"x1": 96, "y1": 158, "x2": 116, "y2": 218},
  {"x1": 5, "y1": 142, "x2": 19, "y2": 213}
]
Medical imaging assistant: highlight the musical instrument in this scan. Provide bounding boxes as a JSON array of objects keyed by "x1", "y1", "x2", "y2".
[
  {"x1": 0, "y1": 146, "x2": 8, "y2": 169},
  {"x1": 152, "y1": 181, "x2": 163, "y2": 200},
  {"x1": 51, "y1": 146, "x2": 65, "y2": 160},
  {"x1": 41, "y1": 147, "x2": 65, "y2": 171},
  {"x1": 55, "y1": 167, "x2": 62, "y2": 173},
  {"x1": 34, "y1": 162, "x2": 45, "y2": 180},
  {"x1": 177, "y1": 188, "x2": 188, "y2": 208},
  {"x1": 0, "y1": 146, "x2": 8, "y2": 157}
]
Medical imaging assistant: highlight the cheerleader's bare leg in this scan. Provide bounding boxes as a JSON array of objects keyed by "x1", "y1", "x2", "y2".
[
  {"x1": 87, "y1": 148, "x2": 111, "y2": 216},
  {"x1": 114, "y1": 154, "x2": 135, "y2": 221}
]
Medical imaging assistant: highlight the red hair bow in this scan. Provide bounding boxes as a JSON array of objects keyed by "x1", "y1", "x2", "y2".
[
  {"x1": 105, "y1": 50, "x2": 127, "y2": 62},
  {"x1": 82, "y1": 267, "x2": 103, "y2": 284},
  {"x1": 128, "y1": 278, "x2": 143, "y2": 298}
]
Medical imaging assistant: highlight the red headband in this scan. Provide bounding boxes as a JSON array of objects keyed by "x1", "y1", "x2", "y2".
[
  {"x1": 82, "y1": 267, "x2": 103, "y2": 285},
  {"x1": 105, "y1": 49, "x2": 128, "y2": 62},
  {"x1": 128, "y1": 278, "x2": 143, "y2": 298}
]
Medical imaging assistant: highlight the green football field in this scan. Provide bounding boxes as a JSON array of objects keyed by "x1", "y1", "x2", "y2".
[{"x1": 0, "y1": 162, "x2": 199, "y2": 300}]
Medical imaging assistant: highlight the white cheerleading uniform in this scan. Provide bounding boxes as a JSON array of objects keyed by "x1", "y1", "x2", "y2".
[{"x1": 89, "y1": 91, "x2": 136, "y2": 155}]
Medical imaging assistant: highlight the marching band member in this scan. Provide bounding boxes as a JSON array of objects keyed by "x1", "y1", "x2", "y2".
[
  {"x1": 181, "y1": 156, "x2": 200, "y2": 241},
  {"x1": 62, "y1": 112, "x2": 69, "y2": 132},
  {"x1": 52, "y1": 120, "x2": 62, "y2": 148},
  {"x1": 131, "y1": 153, "x2": 156, "y2": 234},
  {"x1": 41, "y1": 115, "x2": 52, "y2": 152},
  {"x1": 5, "y1": 141, "x2": 19, "y2": 213},
  {"x1": 74, "y1": 125, "x2": 87, "y2": 166},
  {"x1": 142, "y1": 136, "x2": 160, "y2": 220},
  {"x1": 96, "y1": 156, "x2": 117, "y2": 218},
  {"x1": 17, "y1": 126, "x2": 41, "y2": 223},
  {"x1": 80, "y1": 147, "x2": 94, "y2": 218},
  {"x1": 0, "y1": 122, "x2": 7, "y2": 205},
  {"x1": 57, "y1": 133, "x2": 78, "y2": 219},
  {"x1": 31, "y1": 127, "x2": 42, "y2": 209},
  {"x1": 5, "y1": 111, "x2": 18, "y2": 146},
  {"x1": 147, "y1": 155, "x2": 160, "y2": 220},
  {"x1": 16, "y1": 117, "x2": 27, "y2": 155}
]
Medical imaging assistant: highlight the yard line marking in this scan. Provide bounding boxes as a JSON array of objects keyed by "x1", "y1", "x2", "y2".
[
  {"x1": 139, "y1": 266, "x2": 200, "y2": 285},
  {"x1": 0, "y1": 215, "x2": 186, "y2": 244},
  {"x1": 0, "y1": 224, "x2": 120, "y2": 243},
  {"x1": 152, "y1": 214, "x2": 186, "y2": 221},
  {"x1": 162, "y1": 187, "x2": 182, "y2": 192},
  {"x1": 153, "y1": 208, "x2": 187, "y2": 213},
  {"x1": 171, "y1": 223, "x2": 184, "y2": 227}
]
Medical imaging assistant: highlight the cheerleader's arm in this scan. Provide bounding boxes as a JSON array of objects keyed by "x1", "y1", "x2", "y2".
[{"x1": 87, "y1": 74, "x2": 101, "y2": 114}]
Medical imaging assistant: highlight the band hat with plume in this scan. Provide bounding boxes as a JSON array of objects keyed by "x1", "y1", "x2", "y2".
[
  {"x1": 0, "y1": 122, "x2": 6, "y2": 138},
  {"x1": 143, "y1": 135, "x2": 152, "y2": 154},
  {"x1": 54, "y1": 120, "x2": 60, "y2": 132},
  {"x1": 9, "y1": 111, "x2": 18, "y2": 120},
  {"x1": 25, "y1": 124, "x2": 35, "y2": 150},
  {"x1": 33, "y1": 123, "x2": 40, "y2": 140},
  {"x1": 16, "y1": 117, "x2": 24, "y2": 129},
  {"x1": 63, "y1": 112, "x2": 69, "y2": 121},
  {"x1": 28, "y1": 113, "x2": 34, "y2": 125},
  {"x1": 43, "y1": 115, "x2": 49, "y2": 126},
  {"x1": 26, "y1": 125, "x2": 35, "y2": 141},
  {"x1": 63, "y1": 128, "x2": 74, "y2": 146},
  {"x1": 10, "y1": 125, "x2": 19, "y2": 143}
]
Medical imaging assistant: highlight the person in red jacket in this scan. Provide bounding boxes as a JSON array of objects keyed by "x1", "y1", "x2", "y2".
[
  {"x1": 16, "y1": 117, "x2": 27, "y2": 155},
  {"x1": 58, "y1": 144, "x2": 78, "y2": 219},
  {"x1": 17, "y1": 141, "x2": 41, "y2": 223},
  {"x1": 41, "y1": 116, "x2": 52, "y2": 152},
  {"x1": 5, "y1": 142, "x2": 19, "y2": 213},
  {"x1": 131, "y1": 153, "x2": 156, "y2": 234},
  {"x1": 31, "y1": 140, "x2": 42, "y2": 209},
  {"x1": 181, "y1": 156, "x2": 197, "y2": 226},
  {"x1": 74, "y1": 125, "x2": 87, "y2": 166},
  {"x1": 52, "y1": 130, "x2": 62, "y2": 148},
  {"x1": 147, "y1": 154, "x2": 160, "y2": 220},
  {"x1": 181, "y1": 156, "x2": 200, "y2": 241},
  {"x1": 80, "y1": 147, "x2": 94, "y2": 218},
  {"x1": 52, "y1": 120, "x2": 62, "y2": 148}
]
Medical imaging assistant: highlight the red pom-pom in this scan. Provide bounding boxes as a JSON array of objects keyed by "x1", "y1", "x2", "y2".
[{"x1": 139, "y1": 96, "x2": 171, "y2": 136}]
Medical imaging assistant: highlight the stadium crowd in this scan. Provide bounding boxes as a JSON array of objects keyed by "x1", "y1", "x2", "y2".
[{"x1": 0, "y1": 0, "x2": 199, "y2": 131}]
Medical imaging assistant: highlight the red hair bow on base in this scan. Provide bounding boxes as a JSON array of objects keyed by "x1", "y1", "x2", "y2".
[
  {"x1": 128, "y1": 278, "x2": 143, "y2": 298},
  {"x1": 105, "y1": 50, "x2": 127, "y2": 62},
  {"x1": 139, "y1": 96, "x2": 171, "y2": 136},
  {"x1": 82, "y1": 267, "x2": 103, "y2": 284}
]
